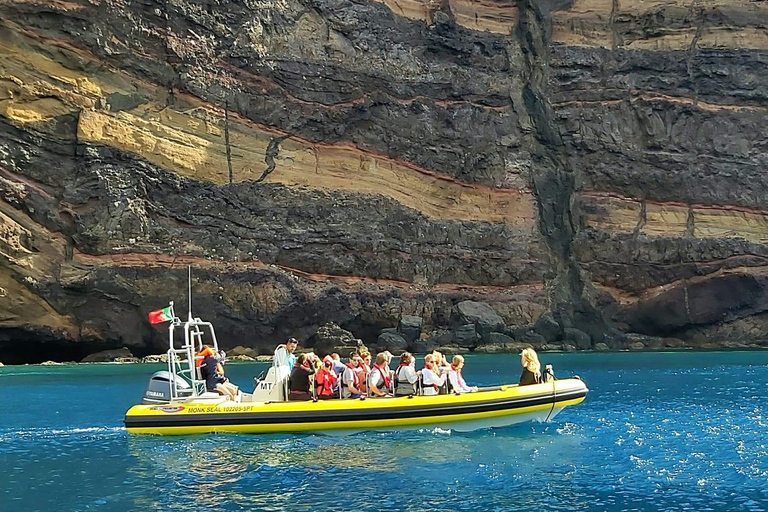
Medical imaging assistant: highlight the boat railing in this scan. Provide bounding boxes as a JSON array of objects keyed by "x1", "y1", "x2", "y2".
[{"x1": 165, "y1": 317, "x2": 221, "y2": 401}]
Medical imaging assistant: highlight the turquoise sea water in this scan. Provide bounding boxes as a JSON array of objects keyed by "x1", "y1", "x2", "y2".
[{"x1": 1, "y1": 351, "x2": 767, "y2": 511}]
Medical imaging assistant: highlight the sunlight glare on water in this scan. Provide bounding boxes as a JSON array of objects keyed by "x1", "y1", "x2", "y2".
[{"x1": 1, "y1": 351, "x2": 767, "y2": 511}]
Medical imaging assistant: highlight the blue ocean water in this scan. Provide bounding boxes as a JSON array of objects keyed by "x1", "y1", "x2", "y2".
[{"x1": 1, "y1": 351, "x2": 767, "y2": 511}]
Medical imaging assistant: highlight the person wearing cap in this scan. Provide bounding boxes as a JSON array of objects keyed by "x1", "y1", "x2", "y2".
[
  {"x1": 314, "y1": 355, "x2": 338, "y2": 399},
  {"x1": 198, "y1": 346, "x2": 239, "y2": 400}
]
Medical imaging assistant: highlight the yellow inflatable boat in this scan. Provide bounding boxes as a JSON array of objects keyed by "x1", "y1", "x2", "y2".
[{"x1": 124, "y1": 311, "x2": 588, "y2": 435}]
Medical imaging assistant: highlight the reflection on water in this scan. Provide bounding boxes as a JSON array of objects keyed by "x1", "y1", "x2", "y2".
[{"x1": 2, "y1": 352, "x2": 768, "y2": 511}]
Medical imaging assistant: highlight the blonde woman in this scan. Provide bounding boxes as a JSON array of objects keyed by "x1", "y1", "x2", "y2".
[
  {"x1": 448, "y1": 355, "x2": 477, "y2": 393},
  {"x1": 421, "y1": 354, "x2": 447, "y2": 395},
  {"x1": 519, "y1": 348, "x2": 542, "y2": 386}
]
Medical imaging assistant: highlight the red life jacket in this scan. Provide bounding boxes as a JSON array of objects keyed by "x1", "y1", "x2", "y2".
[
  {"x1": 345, "y1": 362, "x2": 361, "y2": 390},
  {"x1": 373, "y1": 363, "x2": 391, "y2": 389},
  {"x1": 315, "y1": 368, "x2": 337, "y2": 396}
]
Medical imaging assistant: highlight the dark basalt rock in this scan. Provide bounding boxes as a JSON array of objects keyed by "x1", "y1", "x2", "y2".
[
  {"x1": 376, "y1": 332, "x2": 408, "y2": 354},
  {"x1": 563, "y1": 328, "x2": 592, "y2": 350},
  {"x1": 398, "y1": 315, "x2": 422, "y2": 343},
  {"x1": 81, "y1": 347, "x2": 134, "y2": 363},
  {"x1": 455, "y1": 301, "x2": 506, "y2": 339},
  {"x1": 454, "y1": 324, "x2": 480, "y2": 349}
]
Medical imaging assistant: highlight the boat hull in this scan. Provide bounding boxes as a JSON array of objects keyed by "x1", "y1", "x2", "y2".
[{"x1": 124, "y1": 378, "x2": 587, "y2": 435}]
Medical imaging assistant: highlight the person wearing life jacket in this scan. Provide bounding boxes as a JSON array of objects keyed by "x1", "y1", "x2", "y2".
[
  {"x1": 314, "y1": 355, "x2": 338, "y2": 399},
  {"x1": 288, "y1": 353, "x2": 317, "y2": 400},
  {"x1": 198, "y1": 346, "x2": 239, "y2": 400},
  {"x1": 447, "y1": 355, "x2": 478, "y2": 394},
  {"x1": 357, "y1": 350, "x2": 371, "y2": 395},
  {"x1": 394, "y1": 351, "x2": 419, "y2": 396},
  {"x1": 421, "y1": 353, "x2": 447, "y2": 396},
  {"x1": 341, "y1": 352, "x2": 365, "y2": 399},
  {"x1": 519, "y1": 348, "x2": 542, "y2": 386},
  {"x1": 367, "y1": 352, "x2": 393, "y2": 397}
]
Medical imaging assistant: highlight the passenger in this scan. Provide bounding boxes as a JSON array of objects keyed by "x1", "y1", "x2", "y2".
[
  {"x1": 368, "y1": 352, "x2": 393, "y2": 397},
  {"x1": 198, "y1": 346, "x2": 239, "y2": 400},
  {"x1": 394, "y1": 352, "x2": 419, "y2": 396},
  {"x1": 432, "y1": 350, "x2": 451, "y2": 373},
  {"x1": 421, "y1": 354, "x2": 447, "y2": 396},
  {"x1": 448, "y1": 355, "x2": 478, "y2": 394},
  {"x1": 519, "y1": 348, "x2": 542, "y2": 386},
  {"x1": 314, "y1": 355, "x2": 338, "y2": 399},
  {"x1": 432, "y1": 350, "x2": 451, "y2": 394},
  {"x1": 331, "y1": 353, "x2": 346, "y2": 377},
  {"x1": 357, "y1": 350, "x2": 372, "y2": 395},
  {"x1": 342, "y1": 352, "x2": 365, "y2": 399},
  {"x1": 288, "y1": 353, "x2": 316, "y2": 400}
]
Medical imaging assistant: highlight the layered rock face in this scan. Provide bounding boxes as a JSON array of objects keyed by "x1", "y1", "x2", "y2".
[{"x1": 0, "y1": 0, "x2": 766, "y2": 362}]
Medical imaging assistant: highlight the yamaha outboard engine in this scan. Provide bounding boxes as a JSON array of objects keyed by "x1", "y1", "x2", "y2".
[
  {"x1": 142, "y1": 371, "x2": 192, "y2": 404},
  {"x1": 542, "y1": 364, "x2": 555, "y2": 383}
]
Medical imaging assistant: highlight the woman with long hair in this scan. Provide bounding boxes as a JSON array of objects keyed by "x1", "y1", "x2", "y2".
[{"x1": 519, "y1": 348, "x2": 542, "y2": 386}]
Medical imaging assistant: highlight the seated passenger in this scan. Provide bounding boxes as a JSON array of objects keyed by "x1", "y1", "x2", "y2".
[
  {"x1": 314, "y1": 355, "x2": 338, "y2": 399},
  {"x1": 421, "y1": 354, "x2": 447, "y2": 396},
  {"x1": 447, "y1": 355, "x2": 478, "y2": 394},
  {"x1": 198, "y1": 346, "x2": 239, "y2": 400},
  {"x1": 394, "y1": 352, "x2": 419, "y2": 396},
  {"x1": 357, "y1": 350, "x2": 372, "y2": 395},
  {"x1": 342, "y1": 353, "x2": 365, "y2": 399},
  {"x1": 288, "y1": 353, "x2": 317, "y2": 400},
  {"x1": 367, "y1": 352, "x2": 393, "y2": 397},
  {"x1": 331, "y1": 353, "x2": 346, "y2": 376},
  {"x1": 519, "y1": 348, "x2": 542, "y2": 386}
]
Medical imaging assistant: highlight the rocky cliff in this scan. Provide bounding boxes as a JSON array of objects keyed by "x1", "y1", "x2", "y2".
[{"x1": 1, "y1": 0, "x2": 767, "y2": 363}]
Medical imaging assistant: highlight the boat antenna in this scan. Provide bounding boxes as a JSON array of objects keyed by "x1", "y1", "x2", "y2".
[{"x1": 187, "y1": 264, "x2": 193, "y2": 322}]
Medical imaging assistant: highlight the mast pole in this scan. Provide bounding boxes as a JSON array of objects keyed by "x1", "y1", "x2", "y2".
[{"x1": 188, "y1": 265, "x2": 192, "y2": 322}]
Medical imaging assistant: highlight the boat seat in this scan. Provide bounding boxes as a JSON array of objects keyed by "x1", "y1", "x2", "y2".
[{"x1": 198, "y1": 392, "x2": 226, "y2": 400}]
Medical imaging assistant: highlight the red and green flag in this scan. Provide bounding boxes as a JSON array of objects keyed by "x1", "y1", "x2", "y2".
[{"x1": 148, "y1": 306, "x2": 174, "y2": 324}]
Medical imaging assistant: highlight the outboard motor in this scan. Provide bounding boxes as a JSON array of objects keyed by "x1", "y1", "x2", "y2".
[
  {"x1": 542, "y1": 364, "x2": 555, "y2": 383},
  {"x1": 142, "y1": 371, "x2": 192, "y2": 404}
]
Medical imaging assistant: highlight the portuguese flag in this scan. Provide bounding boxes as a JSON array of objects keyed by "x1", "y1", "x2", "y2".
[{"x1": 148, "y1": 306, "x2": 174, "y2": 324}]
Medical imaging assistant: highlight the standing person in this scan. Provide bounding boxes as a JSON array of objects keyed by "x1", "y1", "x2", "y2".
[
  {"x1": 519, "y1": 348, "x2": 542, "y2": 386},
  {"x1": 368, "y1": 352, "x2": 393, "y2": 397},
  {"x1": 315, "y1": 356, "x2": 338, "y2": 399},
  {"x1": 421, "y1": 354, "x2": 447, "y2": 396},
  {"x1": 274, "y1": 338, "x2": 299, "y2": 370},
  {"x1": 394, "y1": 352, "x2": 419, "y2": 396},
  {"x1": 448, "y1": 355, "x2": 478, "y2": 394},
  {"x1": 289, "y1": 353, "x2": 316, "y2": 400},
  {"x1": 342, "y1": 352, "x2": 365, "y2": 398}
]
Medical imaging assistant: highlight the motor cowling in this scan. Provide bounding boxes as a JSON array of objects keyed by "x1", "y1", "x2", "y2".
[{"x1": 142, "y1": 371, "x2": 192, "y2": 404}]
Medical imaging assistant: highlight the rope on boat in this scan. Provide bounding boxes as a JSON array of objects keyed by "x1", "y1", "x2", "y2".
[{"x1": 544, "y1": 366, "x2": 557, "y2": 422}]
